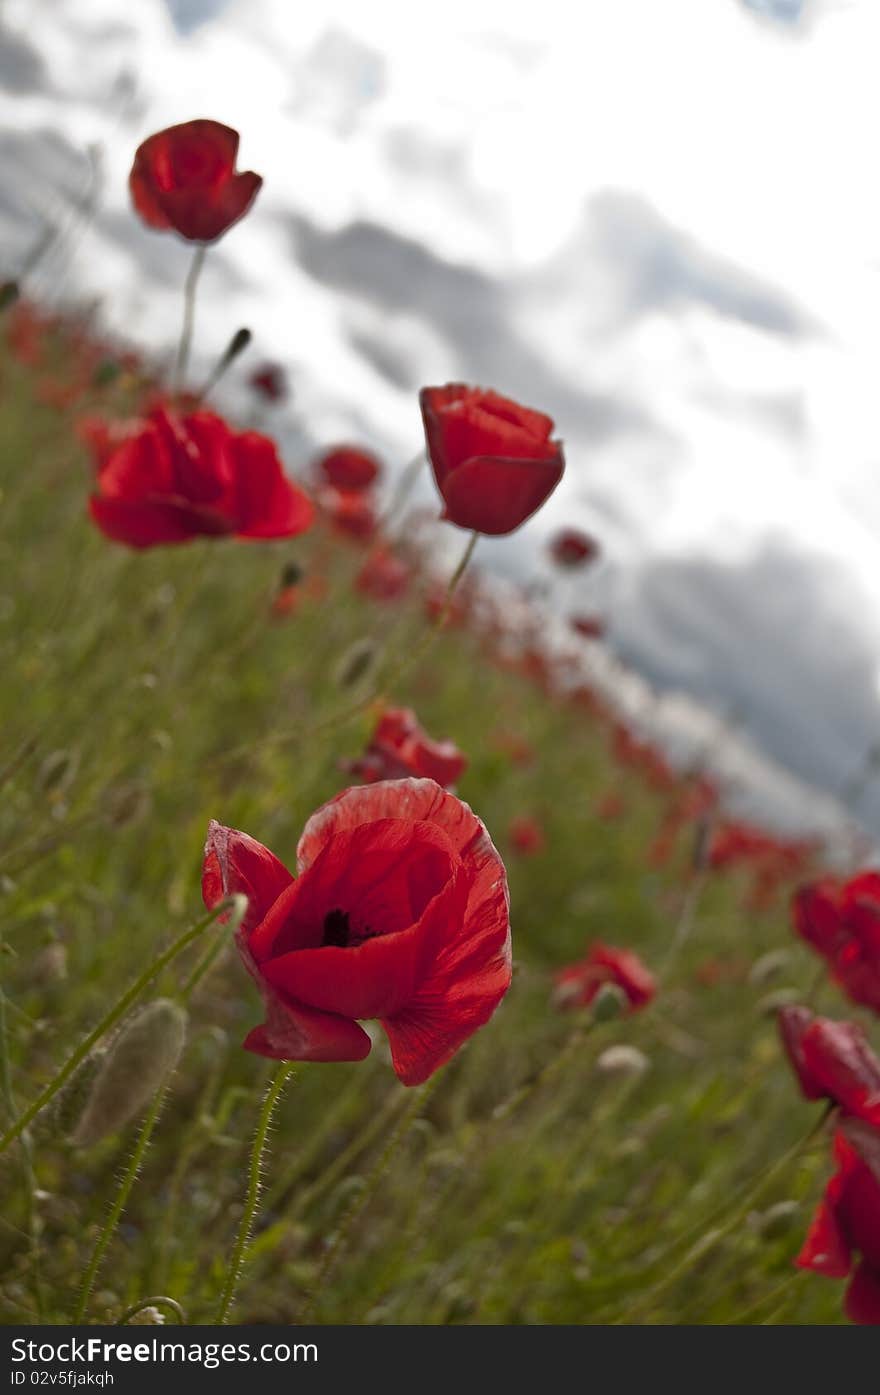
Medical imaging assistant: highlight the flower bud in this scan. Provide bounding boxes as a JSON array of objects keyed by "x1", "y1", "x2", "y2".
[
  {"x1": 280, "y1": 561, "x2": 304, "y2": 590},
  {"x1": 750, "y1": 1199, "x2": 800, "y2": 1240},
  {"x1": 39, "y1": 749, "x2": 79, "y2": 797},
  {"x1": 70, "y1": 1000, "x2": 187, "y2": 1147},
  {"x1": 334, "y1": 638, "x2": 379, "y2": 690},
  {"x1": 748, "y1": 949, "x2": 792, "y2": 986},
  {"x1": 596, "y1": 1044, "x2": 650, "y2": 1077},
  {"x1": 591, "y1": 982, "x2": 627, "y2": 1022}
]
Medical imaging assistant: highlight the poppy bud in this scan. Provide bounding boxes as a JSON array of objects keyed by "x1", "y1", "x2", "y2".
[
  {"x1": 92, "y1": 359, "x2": 122, "y2": 388},
  {"x1": 333, "y1": 638, "x2": 379, "y2": 690},
  {"x1": 756, "y1": 987, "x2": 801, "y2": 1016},
  {"x1": 748, "y1": 949, "x2": 792, "y2": 985},
  {"x1": 280, "y1": 561, "x2": 304, "y2": 589},
  {"x1": 596, "y1": 1044, "x2": 650, "y2": 1077},
  {"x1": 226, "y1": 327, "x2": 252, "y2": 360},
  {"x1": 39, "y1": 749, "x2": 79, "y2": 797},
  {"x1": 49, "y1": 1049, "x2": 108, "y2": 1140},
  {"x1": 591, "y1": 982, "x2": 628, "y2": 1022},
  {"x1": 751, "y1": 1199, "x2": 800, "y2": 1240},
  {"x1": 69, "y1": 1000, "x2": 187, "y2": 1147}
]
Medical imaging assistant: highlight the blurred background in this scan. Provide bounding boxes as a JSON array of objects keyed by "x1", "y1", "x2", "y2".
[{"x1": 2, "y1": 0, "x2": 880, "y2": 836}]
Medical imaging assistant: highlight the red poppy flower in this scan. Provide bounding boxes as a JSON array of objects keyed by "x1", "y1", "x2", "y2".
[
  {"x1": 88, "y1": 404, "x2": 313, "y2": 548},
  {"x1": 797, "y1": 1130, "x2": 880, "y2": 1324},
  {"x1": 202, "y1": 778, "x2": 511, "y2": 1085},
  {"x1": 793, "y1": 874, "x2": 880, "y2": 1014},
  {"x1": 130, "y1": 120, "x2": 262, "y2": 243},
  {"x1": 355, "y1": 547, "x2": 411, "y2": 602},
  {"x1": 316, "y1": 445, "x2": 382, "y2": 492},
  {"x1": 569, "y1": 614, "x2": 606, "y2": 641},
  {"x1": 554, "y1": 942, "x2": 656, "y2": 1014},
  {"x1": 550, "y1": 528, "x2": 599, "y2": 569},
  {"x1": 345, "y1": 708, "x2": 467, "y2": 789},
  {"x1": 419, "y1": 383, "x2": 564, "y2": 535},
  {"x1": 249, "y1": 363, "x2": 288, "y2": 404},
  {"x1": 778, "y1": 1006, "x2": 880, "y2": 1125},
  {"x1": 508, "y1": 815, "x2": 545, "y2": 857},
  {"x1": 318, "y1": 486, "x2": 377, "y2": 541}
]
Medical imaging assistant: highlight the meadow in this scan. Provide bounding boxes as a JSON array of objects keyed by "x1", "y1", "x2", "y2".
[{"x1": 1, "y1": 117, "x2": 877, "y2": 1329}]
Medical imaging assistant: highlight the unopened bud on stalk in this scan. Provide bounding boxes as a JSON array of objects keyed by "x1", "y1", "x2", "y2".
[
  {"x1": 751, "y1": 1199, "x2": 799, "y2": 1240},
  {"x1": 39, "y1": 748, "x2": 79, "y2": 796},
  {"x1": 280, "y1": 561, "x2": 304, "y2": 590},
  {"x1": 69, "y1": 1000, "x2": 187, "y2": 1147},
  {"x1": 591, "y1": 982, "x2": 627, "y2": 1022},
  {"x1": 756, "y1": 987, "x2": 801, "y2": 1017},
  {"x1": 334, "y1": 638, "x2": 379, "y2": 690},
  {"x1": 226, "y1": 327, "x2": 252, "y2": 361},
  {"x1": 199, "y1": 328, "x2": 252, "y2": 398},
  {"x1": 748, "y1": 949, "x2": 791, "y2": 986},
  {"x1": 92, "y1": 359, "x2": 122, "y2": 388},
  {"x1": 596, "y1": 1044, "x2": 650, "y2": 1077}
]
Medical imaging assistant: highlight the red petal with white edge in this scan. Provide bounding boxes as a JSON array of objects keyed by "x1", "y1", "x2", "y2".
[
  {"x1": 796, "y1": 1192, "x2": 852, "y2": 1278},
  {"x1": 201, "y1": 819, "x2": 294, "y2": 937},
  {"x1": 844, "y1": 1262, "x2": 880, "y2": 1324}
]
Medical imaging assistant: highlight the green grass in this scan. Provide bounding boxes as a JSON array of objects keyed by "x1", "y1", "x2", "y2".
[{"x1": 0, "y1": 325, "x2": 854, "y2": 1325}]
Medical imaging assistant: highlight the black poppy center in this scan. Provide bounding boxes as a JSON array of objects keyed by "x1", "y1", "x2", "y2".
[
  {"x1": 321, "y1": 907, "x2": 383, "y2": 949},
  {"x1": 322, "y1": 908, "x2": 352, "y2": 948}
]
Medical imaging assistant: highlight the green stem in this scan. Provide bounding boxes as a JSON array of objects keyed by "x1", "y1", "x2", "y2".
[
  {"x1": 116, "y1": 1295, "x2": 186, "y2": 1326},
  {"x1": 74, "y1": 1087, "x2": 167, "y2": 1323},
  {"x1": 491, "y1": 1021, "x2": 590, "y2": 1124},
  {"x1": 0, "y1": 896, "x2": 242, "y2": 1156},
  {"x1": 215, "y1": 1062, "x2": 295, "y2": 1325},
  {"x1": 299, "y1": 1075, "x2": 441, "y2": 1323},
  {"x1": 173, "y1": 245, "x2": 207, "y2": 391}
]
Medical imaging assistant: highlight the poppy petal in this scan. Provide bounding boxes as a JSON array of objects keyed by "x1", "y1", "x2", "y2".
[{"x1": 439, "y1": 452, "x2": 565, "y2": 536}]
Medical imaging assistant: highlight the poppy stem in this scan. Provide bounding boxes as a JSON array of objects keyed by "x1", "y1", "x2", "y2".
[
  {"x1": 299, "y1": 1074, "x2": 441, "y2": 1323},
  {"x1": 215, "y1": 1061, "x2": 295, "y2": 1324},
  {"x1": 115, "y1": 1295, "x2": 186, "y2": 1326},
  {"x1": 173, "y1": 244, "x2": 207, "y2": 392},
  {"x1": 380, "y1": 451, "x2": 424, "y2": 533},
  {"x1": 0, "y1": 895, "x2": 245, "y2": 1157},
  {"x1": 73, "y1": 1085, "x2": 168, "y2": 1323}
]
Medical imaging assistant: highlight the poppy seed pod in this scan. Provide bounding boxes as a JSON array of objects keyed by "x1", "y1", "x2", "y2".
[
  {"x1": 596, "y1": 1044, "x2": 650, "y2": 1078},
  {"x1": 70, "y1": 999, "x2": 187, "y2": 1147}
]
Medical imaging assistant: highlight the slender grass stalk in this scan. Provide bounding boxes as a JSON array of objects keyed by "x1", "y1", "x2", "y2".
[
  {"x1": 0, "y1": 896, "x2": 242, "y2": 1156},
  {"x1": 215, "y1": 1062, "x2": 295, "y2": 1325}
]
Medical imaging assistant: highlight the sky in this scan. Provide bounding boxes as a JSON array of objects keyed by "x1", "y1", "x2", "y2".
[{"x1": 1, "y1": 0, "x2": 879, "y2": 837}]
